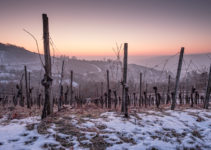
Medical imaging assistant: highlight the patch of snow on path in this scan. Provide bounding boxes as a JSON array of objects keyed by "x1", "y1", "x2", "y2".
[
  {"x1": 0, "y1": 116, "x2": 60, "y2": 150},
  {"x1": 89, "y1": 110, "x2": 211, "y2": 150}
]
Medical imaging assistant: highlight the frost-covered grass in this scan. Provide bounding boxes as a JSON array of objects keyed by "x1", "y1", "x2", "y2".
[{"x1": 0, "y1": 108, "x2": 211, "y2": 150}]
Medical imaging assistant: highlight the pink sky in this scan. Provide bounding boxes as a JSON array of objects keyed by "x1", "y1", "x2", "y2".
[{"x1": 0, "y1": 0, "x2": 211, "y2": 56}]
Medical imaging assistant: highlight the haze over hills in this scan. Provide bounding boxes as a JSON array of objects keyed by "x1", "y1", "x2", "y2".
[
  {"x1": 130, "y1": 53, "x2": 211, "y2": 73},
  {"x1": 0, "y1": 43, "x2": 171, "y2": 84},
  {"x1": 0, "y1": 43, "x2": 210, "y2": 84},
  {"x1": 79, "y1": 52, "x2": 211, "y2": 75}
]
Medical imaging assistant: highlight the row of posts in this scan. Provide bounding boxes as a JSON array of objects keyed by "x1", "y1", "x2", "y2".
[{"x1": 34, "y1": 14, "x2": 211, "y2": 119}]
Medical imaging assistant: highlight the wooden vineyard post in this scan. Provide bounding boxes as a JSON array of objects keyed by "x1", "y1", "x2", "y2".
[
  {"x1": 145, "y1": 83, "x2": 148, "y2": 107},
  {"x1": 185, "y1": 77, "x2": 189, "y2": 104},
  {"x1": 17, "y1": 74, "x2": 24, "y2": 107},
  {"x1": 139, "y1": 72, "x2": 142, "y2": 107},
  {"x1": 24, "y1": 65, "x2": 30, "y2": 108},
  {"x1": 58, "y1": 60, "x2": 64, "y2": 111},
  {"x1": 41, "y1": 14, "x2": 53, "y2": 119},
  {"x1": 171, "y1": 47, "x2": 184, "y2": 110},
  {"x1": 121, "y1": 43, "x2": 128, "y2": 117},
  {"x1": 29, "y1": 72, "x2": 31, "y2": 106},
  {"x1": 96, "y1": 84, "x2": 99, "y2": 97},
  {"x1": 125, "y1": 86, "x2": 129, "y2": 117},
  {"x1": 70, "y1": 70, "x2": 73, "y2": 105},
  {"x1": 108, "y1": 89, "x2": 111, "y2": 109},
  {"x1": 64, "y1": 86, "x2": 69, "y2": 104},
  {"x1": 153, "y1": 87, "x2": 159, "y2": 108},
  {"x1": 106, "y1": 70, "x2": 110, "y2": 108},
  {"x1": 161, "y1": 86, "x2": 165, "y2": 105},
  {"x1": 166, "y1": 75, "x2": 171, "y2": 104},
  {"x1": 101, "y1": 82, "x2": 103, "y2": 97},
  {"x1": 100, "y1": 82, "x2": 104, "y2": 108},
  {"x1": 113, "y1": 90, "x2": 118, "y2": 109},
  {"x1": 204, "y1": 64, "x2": 211, "y2": 109},
  {"x1": 133, "y1": 92, "x2": 136, "y2": 107},
  {"x1": 191, "y1": 86, "x2": 195, "y2": 107},
  {"x1": 104, "y1": 93, "x2": 108, "y2": 108},
  {"x1": 28, "y1": 72, "x2": 33, "y2": 106},
  {"x1": 107, "y1": 70, "x2": 110, "y2": 107}
]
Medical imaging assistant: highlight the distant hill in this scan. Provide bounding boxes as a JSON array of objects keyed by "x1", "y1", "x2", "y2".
[
  {"x1": 0, "y1": 43, "x2": 39, "y2": 64},
  {"x1": 0, "y1": 43, "x2": 175, "y2": 83}
]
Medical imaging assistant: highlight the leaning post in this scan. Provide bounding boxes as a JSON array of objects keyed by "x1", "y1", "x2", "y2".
[{"x1": 171, "y1": 47, "x2": 184, "y2": 110}]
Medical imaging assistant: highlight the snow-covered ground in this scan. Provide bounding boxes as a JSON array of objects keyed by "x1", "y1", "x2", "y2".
[
  {"x1": 0, "y1": 116, "x2": 62, "y2": 150},
  {"x1": 0, "y1": 109, "x2": 211, "y2": 150}
]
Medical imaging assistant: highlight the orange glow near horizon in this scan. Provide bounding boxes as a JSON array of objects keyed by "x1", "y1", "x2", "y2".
[
  {"x1": 1, "y1": 40, "x2": 211, "y2": 57},
  {"x1": 1, "y1": 0, "x2": 211, "y2": 57}
]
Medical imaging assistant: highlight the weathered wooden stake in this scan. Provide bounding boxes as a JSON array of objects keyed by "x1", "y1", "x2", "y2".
[
  {"x1": 166, "y1": 75, "x2": 171, "y2": 104},
  {"x1": 24, "y1": 66, "x2": 30, "y2": 108},
  {"x1": 191, "y1": 86, "x2": 195, "y2": 107},
  {"x1": 58, "y1": 60, "x2": 64, "y2": 111},
  {"x1": 139, "y1": 72, "x2": 142, "y2": 107},
  {"x1": 106, "y1": 70, "x2": 110, "y2": 108},
  {"x1": 108, "y1": 89, "x2": 111, "y2": 109},
  {"x1": 204, "y1": 64, "x2": 211, "y2": 109},
  {"x1": 29, "y1": 72, "x2": 32, "y2": 106},
  {"x1": 101, "y1": 82, "x2": 103, "y2": 97},
  {"x1": 20, "y1": 75, "x2": 24, "y2": 107},
  {"x1": 29, "y1": 72, "x2": 34, "y2": 106},
  {"x1": 64, "y1": 86, "x2": 69, "y2": 104},
  {"x1": 70, "y1": 70, "x2": 73, "y2": 105},
  {"x1": 121, "y1": 43, "x2": 128, "y2": 117},
  {"x1": 113, "y1": 90, "x2": 118, "y2": 109},
  {"x1": 153, "y1": 87, "x2": 159, "y2": 108},
  {"x1": 133, "y1": 92, "x2": 136, "y2": 106},
  {"x1": 41, "y1": 14, "x2": 53, "y2": 119},
  {"x1": 171, "y1": 47, "x2": 184, "y2": 110},
  {"x1": 96, "y1": 84, "x2": 99, "y2": 97},
  {"x1": 125, "y1": 86, "x2": 129, "y2": 117},
  {"x1": 16, "y1": 74, "x2": 24, "y2": 107},
  {"x1": 145, "y1": 83, "x2": 148, "y2": 107}
]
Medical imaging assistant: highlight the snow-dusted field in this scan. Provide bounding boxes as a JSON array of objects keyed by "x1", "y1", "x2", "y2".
[{"x1": 0, "y1": 109, "x2": 211, "y2": 150}]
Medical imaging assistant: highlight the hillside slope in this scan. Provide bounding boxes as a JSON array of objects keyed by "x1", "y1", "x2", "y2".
[{"x1": 0, "y1": 43, "x2": 171, "y2": 83}]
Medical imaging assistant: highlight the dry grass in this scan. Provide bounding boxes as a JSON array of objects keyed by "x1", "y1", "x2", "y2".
[{"x1": 0, "y1": 105, "x2": 41, "y2": 120}]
